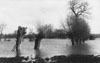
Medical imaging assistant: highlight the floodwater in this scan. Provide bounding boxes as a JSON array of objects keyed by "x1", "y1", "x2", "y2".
[{"x1": 0, "y1": 38, "x2": 100, "y2": 58}]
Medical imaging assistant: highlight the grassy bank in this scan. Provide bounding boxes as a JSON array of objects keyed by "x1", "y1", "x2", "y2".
[{"x1": 0, "y1": 54, "x2": 100, "y2": 63}]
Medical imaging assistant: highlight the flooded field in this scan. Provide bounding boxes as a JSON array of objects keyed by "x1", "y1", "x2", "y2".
[{"x1": 0, "y1": 38, "x2": 100, "y2": 58}]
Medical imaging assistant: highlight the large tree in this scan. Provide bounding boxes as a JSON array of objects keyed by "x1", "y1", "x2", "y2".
[
  {"x1": 71, "y1": 16, "x2": 90, "y2": 44},
  {"x1": 62, "y1": 0, "x2": 90, "y2": 45}
]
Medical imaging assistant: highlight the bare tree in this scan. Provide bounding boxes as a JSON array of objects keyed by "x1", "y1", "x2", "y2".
[
  {"x1": 69, "y1": 0, "x2": 90, "y2": 18},
  {"x1": 12, "y1": 26, "x2": 27, "y2": 57},
  {"x1": 0, "y1": 24, "x2": 6, "y2": 41}
]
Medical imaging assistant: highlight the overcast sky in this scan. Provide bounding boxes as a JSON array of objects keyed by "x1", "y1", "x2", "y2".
[{"x1": 0, "y1": 0, "x2": 100, "y2": 34}]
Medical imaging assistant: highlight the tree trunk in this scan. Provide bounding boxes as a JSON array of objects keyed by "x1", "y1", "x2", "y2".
[
  {"x1": 71, "y1": 38, "x2": 74, "y2": 45},
  {"x1": 15, "y1": 36, "x2": 21, "y2": 57},
  {"x1": 16, "y1": 43, "x2": 20, "y2": 57},
  {"x1": 34, "y1": 38, "x2": 41, "y2": 49}
]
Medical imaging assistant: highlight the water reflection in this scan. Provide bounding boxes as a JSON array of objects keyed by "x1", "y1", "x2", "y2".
[
  {"x1": 0, "y1": 38, "x2": 100, "y2": 58},
  {"x1": 34, "y1": 43, "x2": 94, "y2": 58},
  {"x1": 67, "y1": 44, "x2": 93, "y2": 55},
  {"x1": 14, "y1": 38, "x2": 100, "y2": 58},
  {"x1": 34, "y1": 49, "x2": 49, "y2": 58},
  {"x1": 34, "y1": 49, "x2": 41, "y2": 59}
]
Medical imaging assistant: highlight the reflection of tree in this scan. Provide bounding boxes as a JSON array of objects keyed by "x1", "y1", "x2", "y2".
[
  {"x1": 35, "y1": 49, "x2": 41, "y2": 59},
  {"x1": 68, "y1": 44, "x2": 92, "y2": 55}
]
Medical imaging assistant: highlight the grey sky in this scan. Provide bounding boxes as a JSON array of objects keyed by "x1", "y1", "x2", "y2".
[{"x1": 0, "y1": 0, "x2": 100, "y2": 34}]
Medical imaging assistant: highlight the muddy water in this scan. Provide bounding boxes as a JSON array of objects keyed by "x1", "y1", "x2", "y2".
[{"x1": 0, "y1": 38, "x2": 100, "y2": 58}]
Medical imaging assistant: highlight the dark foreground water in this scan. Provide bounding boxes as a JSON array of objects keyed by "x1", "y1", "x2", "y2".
[{"x1": 0, "y1": 38, "x2": 100, "y2": 58}]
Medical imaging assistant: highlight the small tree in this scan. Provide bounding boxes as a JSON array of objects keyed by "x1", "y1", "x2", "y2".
[
  {"x1": 27, "y1": 28, "x2": 35, "y2": 41},
  {"x1": 43, "y1": 24, "x2": 53, "y2": 38},
  {"x1": 0, "y1": 24, "x2": 6, "y2": 41}
]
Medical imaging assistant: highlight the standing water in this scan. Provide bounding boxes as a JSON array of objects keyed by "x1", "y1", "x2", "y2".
[{"x1": 0, "y1": 38, "x2": 100, "y2": 58}]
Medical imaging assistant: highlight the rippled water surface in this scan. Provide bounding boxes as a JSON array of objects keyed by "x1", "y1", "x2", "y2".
[{"x1": 0, "y1": 38, "x2": 100, "y2": 58}]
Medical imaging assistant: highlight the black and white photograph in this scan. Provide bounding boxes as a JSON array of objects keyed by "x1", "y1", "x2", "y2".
[{"x1": 0, "y1": 0, "x2": 100, "y2": 63}]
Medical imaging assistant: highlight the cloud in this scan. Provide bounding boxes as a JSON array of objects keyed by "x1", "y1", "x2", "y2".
[{"x1": 0, "y1": 0, "x2": 68, "y2": 33}]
